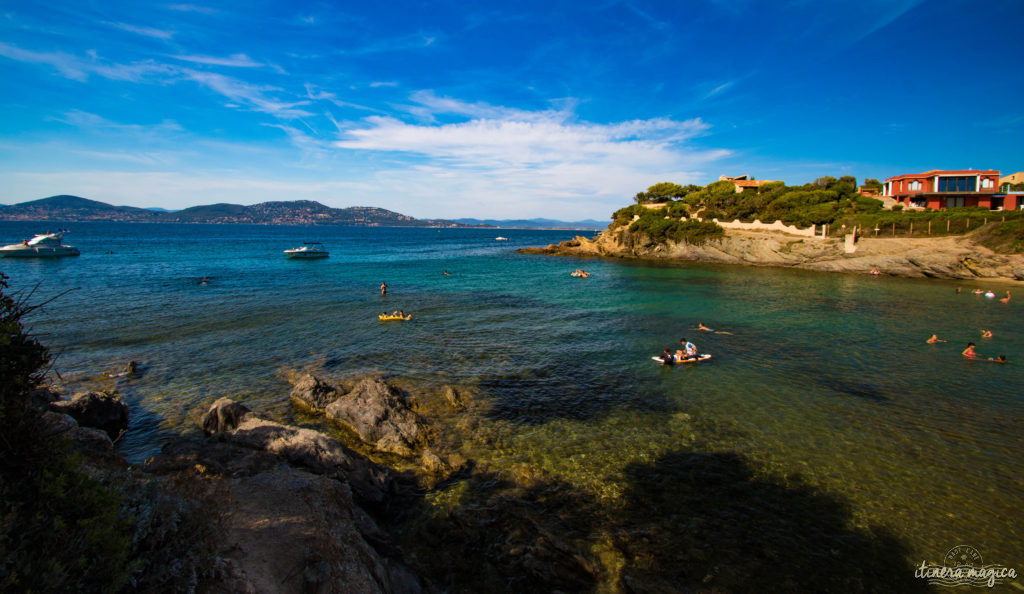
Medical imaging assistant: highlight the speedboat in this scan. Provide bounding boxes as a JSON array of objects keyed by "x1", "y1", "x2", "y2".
[
  {"x1": 0, "y1": 232, "x2": 80, "y2": 258},
  {"x1": 284, "y1": 242, "x2": 329, "y2": 259},
  {"x1": 495, "y1": 236, "x2": 509, "y2": 241}
]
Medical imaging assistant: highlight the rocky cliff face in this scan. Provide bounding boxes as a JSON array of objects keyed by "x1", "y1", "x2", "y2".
[{"x1": 522, "y1": 226, "x2": 1024, "y2": 281}]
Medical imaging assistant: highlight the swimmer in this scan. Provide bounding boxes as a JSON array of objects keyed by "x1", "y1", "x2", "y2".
[
  {"x1": 380, "y1": 281, "x2": 387, "y2": 296},
  {"x1": 962, "y1": 342, "x2": 978, "y2": 358},
  {"x1": 981, "y1": 330, "x2": 993, "y2": 339},
  {"x1": 999, "y1": 290, "x2": 1011, "y2": 304},
  {"x1": 870, "y1": 268, "x2": 879, "y2": 275},
  {"x1": 988, "y1": 355, "x2": 1008, "y2": 363},
  {"x1": 660, "y1": 347, "x2": 675, "y2": 365},
  {"x1": 696, "y1": 322, "x2": 713, "y2": 332},
  {"x1": 926, "y1": 334, "x2": 946, "y2": 344}
]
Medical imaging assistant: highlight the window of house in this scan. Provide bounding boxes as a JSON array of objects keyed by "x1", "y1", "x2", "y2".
[
  {"x1": 980, "y1": 178, "x2": 994, "y2": 189},
  {"x1": 908, "y1": 180, "x2": 922, "y2": 191},
  {"x1": 938, "y1": 176, "x2": 976, "y2": 192}
]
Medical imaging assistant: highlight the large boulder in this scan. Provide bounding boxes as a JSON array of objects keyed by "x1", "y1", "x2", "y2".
[
  {"x1": 199, "y1": 398, "x2": 394, "y2": 504},
  {"x1": 289, "y1": 373, "x2": 341, "y2": 412},
  {"x1": 201, "y1": 397, "x2": 255, "y2": 434},
  {"x1": 50, "y1": 391, "x2": 129, "y2": 440},
  {"x1": 324, "y1": 378, "x2": 424, "y2": 456}
]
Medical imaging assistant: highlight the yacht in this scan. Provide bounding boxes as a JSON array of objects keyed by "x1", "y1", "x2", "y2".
[
  {"x1": 284, "y1": 242, "x2": 329, "y2": 259},
  {"x1": 0, "y1": 232, "x2": 80, "y2": 258}
]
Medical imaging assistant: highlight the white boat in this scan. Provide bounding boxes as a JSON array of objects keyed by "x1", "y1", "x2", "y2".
[
  {"x1": 0, "y1": 232, "x2": 80, "y2": 258},
  {"x1": 495, "y1": 236, "x2": 509, "y2": 241},
  {"x1": 284, "y1": 242, "x2": 329, "y2": 259}
]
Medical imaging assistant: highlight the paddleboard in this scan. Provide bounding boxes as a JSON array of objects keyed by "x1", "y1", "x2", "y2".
[{"x1": 651, "y1": 354, "x2": 712, "y2": 365}]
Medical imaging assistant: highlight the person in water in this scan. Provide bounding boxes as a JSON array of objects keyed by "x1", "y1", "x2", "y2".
[
  {"x1": 696, "y1": 322, "x2": 713, "y2": 332},
  {"x1": 660, "y1": 347, "x2": 675, "y2": 365},
  {"x1": 989, "y1": 355, "x2": 1007, "y2": 363},
  {"x1": 380, "y1": 281, "x2": 387, "y2": 296},
  {"x1": 926, "y1": 334, "x2": 946, "y2": 344},
  {"x1": 962, "y1": 342, "x2": 977, "y2": 358},
  {"x1": 981, "y1": 329, "x2": 993, "y2": 339}
]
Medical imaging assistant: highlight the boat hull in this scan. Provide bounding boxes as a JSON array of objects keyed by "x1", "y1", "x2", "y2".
[
  {"x1": 285, "y1": 252, "x2": 329, "y2": 259},
  {"x1": 0, "y1": 246, "x2": 80, "y2": 258}
]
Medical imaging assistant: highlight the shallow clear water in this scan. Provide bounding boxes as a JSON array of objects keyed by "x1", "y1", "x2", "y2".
[{"x1": 2, "y1": 221, "x2": 1021, "y2": 572}]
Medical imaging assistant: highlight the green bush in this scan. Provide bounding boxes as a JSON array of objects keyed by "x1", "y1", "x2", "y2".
[
  {"x1": 0, "y1": 274, "x2": 133, "y2": 592},
  {"x1": 629, "y1": 214, "x2": 724, "y2": 245},
  {"x1": 891, "y1": 204, "x2": 903, "y2": 212},
  {"x1": 0, "y1": 274, "x2": 221, "y2": 592}
]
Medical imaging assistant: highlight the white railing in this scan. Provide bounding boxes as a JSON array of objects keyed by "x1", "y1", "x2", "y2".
[{"x1": 630, "y1": 214, "x2": 825, "y2": 238}]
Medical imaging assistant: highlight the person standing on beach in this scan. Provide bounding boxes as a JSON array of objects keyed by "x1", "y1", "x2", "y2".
[{"x1": 380, "y1": 282, "x2": 387, "y2": 296}]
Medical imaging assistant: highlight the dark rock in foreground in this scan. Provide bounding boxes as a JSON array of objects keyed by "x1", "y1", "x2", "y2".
[{"x1": 50, "y1": 391, "x2": 129, "y2": 440}]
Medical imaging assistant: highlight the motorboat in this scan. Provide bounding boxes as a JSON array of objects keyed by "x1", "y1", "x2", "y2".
[
  {"x1": 284, "y1": 242, "x2": 329, "y2": 259},
  {"x1": 0, "y1": 232, "x2": 80, "y2": 258},
  {"x1": 495, "y1": 236, "x2": 509, "y2": 241}
]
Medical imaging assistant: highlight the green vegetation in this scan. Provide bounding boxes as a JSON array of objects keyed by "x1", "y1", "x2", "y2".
[
  {"x1": 977, "y1": 218, "x2": 1024, "y2": 253},
  {"x1": 0, "y1": 274, "x2": 220, "y2": 592},
  {"x1": 628, "y1": 214, "x2": 725, "y2": 245},
  {"x1": 0, "y1": 274, "x2": 133, "y2": 591},
  {"x1": 613, "y1": 176, "x2": 1024, "y2": 253}
]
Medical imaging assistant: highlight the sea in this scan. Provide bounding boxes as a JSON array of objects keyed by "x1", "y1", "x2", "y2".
[{"x1": 2, "y1": 221, "x2": 1021, "y2": 580}]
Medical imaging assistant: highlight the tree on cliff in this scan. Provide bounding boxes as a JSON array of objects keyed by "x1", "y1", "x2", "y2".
[{"x1": 634, "y1": 182, "x2": 691, "y2": 203}]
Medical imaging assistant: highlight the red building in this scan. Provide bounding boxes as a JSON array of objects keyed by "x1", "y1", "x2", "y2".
[{"x1": 882, "y1": 169, "x2": 1020, "y2": 210}]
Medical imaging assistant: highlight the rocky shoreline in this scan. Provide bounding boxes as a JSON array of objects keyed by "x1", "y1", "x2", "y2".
[
  {"x1": 41, "y1": 367, "x2": 605, "y2": 593},
  {"x1": 520, "y1": 226, "x2": 1024, "y2": 282}
]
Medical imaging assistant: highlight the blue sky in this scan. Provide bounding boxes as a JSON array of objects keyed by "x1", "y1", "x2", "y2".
[{"x1": 1, "y1": 0, "x2": 1021, "y2": 220}]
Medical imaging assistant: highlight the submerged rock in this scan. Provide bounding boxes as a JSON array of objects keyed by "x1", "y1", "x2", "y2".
[{"x1": 50, "y1": 390, "x2": 129, "y2": 440}]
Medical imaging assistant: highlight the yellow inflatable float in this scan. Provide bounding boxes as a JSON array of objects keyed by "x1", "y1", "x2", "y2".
[{"x1": 379, "y1": 314, "x2": 412, "y2": 321}]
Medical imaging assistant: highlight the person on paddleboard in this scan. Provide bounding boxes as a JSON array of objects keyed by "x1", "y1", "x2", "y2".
[{"x1": 679, "y1": 337, "x2": 698, "y2": 361}]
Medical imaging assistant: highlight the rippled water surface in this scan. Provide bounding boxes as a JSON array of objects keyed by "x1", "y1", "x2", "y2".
[{"x1": 2, "y1": 221, "x2": 1021, "y2": 574}]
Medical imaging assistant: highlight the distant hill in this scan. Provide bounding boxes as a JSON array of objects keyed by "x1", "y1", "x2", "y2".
[
  {"x1": 0, "y1": 195, "x2": 160, "y2": 222},
  {"x1": 453, "y1": 217, "x2": 606, "y2": 230},
  {"x1": 0, "y1": 196, "x2": 476, "y2": 227}
]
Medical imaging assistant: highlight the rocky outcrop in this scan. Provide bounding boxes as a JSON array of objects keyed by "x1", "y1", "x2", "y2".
[
  {"x1": 290, "y1": 374, "x2": 425, "y2": 457},
  {"x1": 199, "y1": 398, "x2": 395, "y2": 504},
  {"x1": 49, "y1": 391, "x2": 129, "y2": 440},
  {"x1": 522, "y1": 227, "x2": 1024, "y2": 282},
  {"x1": 149, "y1": 400, "x2": 423, "y2": 594}
]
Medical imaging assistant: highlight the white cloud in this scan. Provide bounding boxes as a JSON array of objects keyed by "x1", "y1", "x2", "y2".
[
  {"x1": 183, "y1": 70, "x2": 314, "y2": 118},
  {"x1": 0, "y1": 42, "x2": 171, "y2": 82},
  {"x1": 328, "y1": 93, "x2": 728, "y2": 218},
  {"x1": 171, "y1": 53, "x2": 262, "y2": 67},
  {"x1": 102, "y1": 21, "x2": 174, "y2": 40},
  {"x1": 168, "y1": 4, "x2": 218, "y2": 15}
]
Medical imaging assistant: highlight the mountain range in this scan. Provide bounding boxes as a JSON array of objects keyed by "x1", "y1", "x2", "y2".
[
  {"x1": 0, "y1": 195, "x2": 470, "y2": 227},
  {"x1": 0, "y1": 196, "x2": 607, "y2": 229}
]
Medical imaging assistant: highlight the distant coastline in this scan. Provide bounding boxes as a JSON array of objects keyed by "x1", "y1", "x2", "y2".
[{"x1": 0, "y1": 195, "x2": 605, "y2": 230}]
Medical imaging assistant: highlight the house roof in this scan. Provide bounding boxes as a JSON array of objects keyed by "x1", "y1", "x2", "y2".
[
  {"x1": 732, "y1": 179, "x2": 774, "y2": 188},
  {"x1": 885, "y1": 169, "x2": 999, "y2": 182}
]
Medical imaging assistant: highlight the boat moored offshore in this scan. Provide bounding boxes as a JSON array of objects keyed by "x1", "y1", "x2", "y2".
[
  {"x1": 0, "y1": 232, "x2": 80, "y2": 258},
  {"x1": 284, "y1": 242, "x2": 329, "y2": 259}
]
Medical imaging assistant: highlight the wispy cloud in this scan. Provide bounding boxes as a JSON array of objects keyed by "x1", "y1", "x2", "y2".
[
  {"x1": 102, "y1": 20, "x2": 174, "y2": 40},
  {"x1": 184, "y1": 70, "x2": 314, "y2": 118},
  {"x1": 170, "y1": 53, "x2": 263, "y2": 67},
  {"x1": 168, "y1": 4, "x2": 218, "y2": 15},
  {"x1": 0, "y1": 42, "x2": 169, "y2": 82},
  {"x1": 703, "y1": 80, "x2": 735, "y2": 100},
  {"x1": 334, "y1": 32, "x2": 439, "y2": 56}
]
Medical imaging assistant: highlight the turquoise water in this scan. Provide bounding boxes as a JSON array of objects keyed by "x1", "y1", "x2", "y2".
[{"x1": 2, "y1": 221, "x2": 1021, "y2": 578}]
